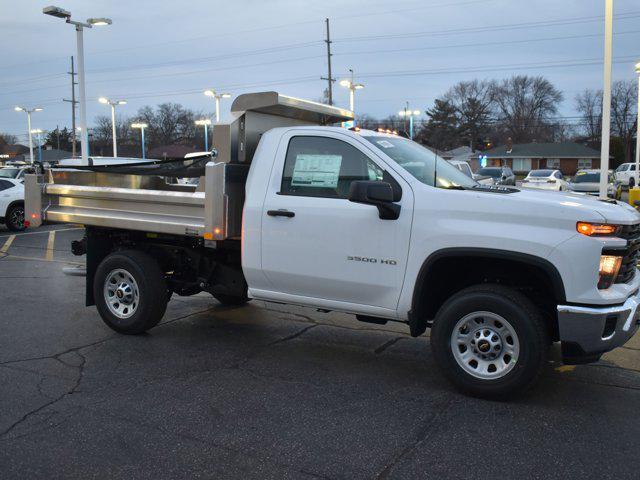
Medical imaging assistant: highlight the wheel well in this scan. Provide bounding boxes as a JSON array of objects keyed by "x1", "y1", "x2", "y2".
[{"x1": 409, "y1": 249, "x2": 565, "y2": 339}]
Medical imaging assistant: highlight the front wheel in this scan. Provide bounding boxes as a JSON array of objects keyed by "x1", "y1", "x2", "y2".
[
  {"x1": 430, "y1": 284, "x2": 549, "y2": 399},
  {"x1": 94, "y1": 250, "x2": 168, "y2": 334}
]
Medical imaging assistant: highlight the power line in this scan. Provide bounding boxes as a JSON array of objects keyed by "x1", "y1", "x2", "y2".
[
  {"x1": 342, "y1": 54, "x2": 640, "y2": 80},
  {"x1": 332, "y1": 11, "x2": 640, "y2": 43},
  {"x1": 335, "y1": 30, "x2": 640, "y2": 58}
]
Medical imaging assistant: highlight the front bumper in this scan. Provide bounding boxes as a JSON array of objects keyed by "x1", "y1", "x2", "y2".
[{"x1": 557, "y1": 289, "x2": 640, "y2": 363}]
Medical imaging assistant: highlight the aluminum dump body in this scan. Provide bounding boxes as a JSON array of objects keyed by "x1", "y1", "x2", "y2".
[{"x1": 25, "y1": 92, "x2": 353, "y2": 240}]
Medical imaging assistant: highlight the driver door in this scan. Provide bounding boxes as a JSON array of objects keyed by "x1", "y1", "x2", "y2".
[{"x1": 259, "y1": 131, "x2": 413, "y2": 312}]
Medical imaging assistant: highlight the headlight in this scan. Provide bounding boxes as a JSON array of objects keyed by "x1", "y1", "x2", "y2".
[
  {"x1": 598, "y1": 255, "x2": 622, "y2": 289},
  {"x1": 576, "y1": 222, "x2": 621, "y2": 237}
]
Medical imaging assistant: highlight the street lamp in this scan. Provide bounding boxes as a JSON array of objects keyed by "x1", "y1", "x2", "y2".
[
  {"x1": 195, "y1": 119, "x2": 212, "y2": 151},
  {"x1": 398, "y1": 104, "x2": 421, "y2": 140},
  {"x1": 131, "y1": 123, "x2": 148, "y2": 159},
  {"x1": 339, "y1": 69, "x2": 364, "y2": 124},
  {"x1": 14, "y1": 106, "x2": 43, "y2": 164},
  {"x1": 98, "y1": 97, "x2": 126, "y2": 157},
  {"x1": 43, "y1": 6, "x2": 112, "y2": 166},
  {"x1": 203, "y1": 90, "x2": 231, "y2": 122}
]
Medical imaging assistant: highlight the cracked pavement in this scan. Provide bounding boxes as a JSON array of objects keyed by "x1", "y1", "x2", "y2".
[{"x1": 1, "y1": 224, "x2": 640, "y2": 479}]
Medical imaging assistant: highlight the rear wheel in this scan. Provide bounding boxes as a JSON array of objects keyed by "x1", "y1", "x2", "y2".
[
  {"x1": 430, "y1": 284, "x2": 549, "y2": 399},
  {"x1": 94, "y1": 250, "x2": 168, "y2": 334},
  {"x1": 629, "y1": 177, "x2": 635, "y2": 189},
  {"x1": 5, "y1": 203, "x2": 25, "y2": 231}
]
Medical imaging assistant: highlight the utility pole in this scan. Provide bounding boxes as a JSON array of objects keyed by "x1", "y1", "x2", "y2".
[
  {"x1": 63, "y1": 56, "x2": 78, "y2": 156},
  {"x1": 320, "y1": 18, "x2": 335, "y2": 105}
]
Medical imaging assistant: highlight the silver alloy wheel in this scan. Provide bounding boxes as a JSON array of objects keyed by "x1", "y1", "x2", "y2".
[
  {"x1": 9, "y1": 207, "x2": 24, "y2": 229},
  {"x1": 451, "y1": 311, "x2": 520, "y2": 380},
  {"x1": 103, "y1": 268, "x2": 140, "y2": 319}
]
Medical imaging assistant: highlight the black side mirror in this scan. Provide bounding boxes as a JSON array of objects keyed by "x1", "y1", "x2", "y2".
[{"x1": 348, "y1": 181, "x2": 401, "y2": 220}]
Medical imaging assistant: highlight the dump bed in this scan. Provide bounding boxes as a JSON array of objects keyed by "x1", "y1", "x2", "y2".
[{"x1": 25, "y1": 92, "x2": 353, "y2": 241}]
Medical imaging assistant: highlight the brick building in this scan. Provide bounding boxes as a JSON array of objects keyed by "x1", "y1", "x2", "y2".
[{"x1": 483, "y1": 142, "x2": 603, "y2": 176}]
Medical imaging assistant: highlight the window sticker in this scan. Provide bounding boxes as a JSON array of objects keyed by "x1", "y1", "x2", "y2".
[
  {"x1": 291, "y1": 154, "x2": 342, "y2": 188},
  {"x1": 376, "y1": 140, "x2": 395, "y2": 149}
]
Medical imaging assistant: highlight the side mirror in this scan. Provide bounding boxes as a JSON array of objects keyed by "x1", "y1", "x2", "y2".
[{"x1": 348, "y1": 181, "x2": 401, "y2": 220}]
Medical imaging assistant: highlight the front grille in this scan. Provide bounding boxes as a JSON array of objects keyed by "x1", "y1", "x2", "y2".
[{"x1": 614, "y1": 223, "x2": 640, "y2": 284}]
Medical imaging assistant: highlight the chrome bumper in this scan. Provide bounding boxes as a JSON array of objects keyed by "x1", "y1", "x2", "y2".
[{"x1": 557, "y1": 290, "x2": 640, "y2": 363}]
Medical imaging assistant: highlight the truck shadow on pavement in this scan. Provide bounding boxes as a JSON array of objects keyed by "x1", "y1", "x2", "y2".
[{"x1": 2, "y1": 297, "x2": 640, "y2": 479}]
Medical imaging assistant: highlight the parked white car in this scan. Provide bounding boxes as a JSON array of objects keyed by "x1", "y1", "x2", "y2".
[
  {"x1": 521, "y1": 169, "x2": 568, "y2": 191},
  {"x1": 448, "y1": 160, "x2": 493, "y2": 185},
  {"x1": 0, "y1": 178, "x2": 25, "y2": 231},
  {"x1": 615, "y1": 163, "x2": 638, "y2": 188},
  {"x1": 567, "y1": 169, "x2": 622, "y2": 200},
  {"x1": 0, "y1": 165, "x2": 31, "y2": 181}
]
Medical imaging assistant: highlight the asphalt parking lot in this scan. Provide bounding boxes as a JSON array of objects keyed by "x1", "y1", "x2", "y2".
[{"x1": 1, "y1": 223, "x2": 640, "y2": 479}]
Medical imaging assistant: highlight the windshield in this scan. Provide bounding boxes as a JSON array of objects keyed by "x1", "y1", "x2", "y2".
[
  {"x1": 616, "y1": 164, "x2": 629, "y2": 172},
  {"x1": 362, "y1": 136, "x2": 477, "y2": 188},
  {"x1": 572, "y1": 172, "x2": 600, "y2": 183},
  {"x1": 0, "y1": 168, "x2": 19, "y2": 178},
  {"x1": 528, "y1": 170, "x2": 553, "y2": 178},
  {"x1": 477, "y1": 167, "x2": 502, "y2": 178}
]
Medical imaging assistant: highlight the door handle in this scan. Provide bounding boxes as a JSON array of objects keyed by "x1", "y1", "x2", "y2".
[{"x1": 267, "y1": 209, "x2": 295, "y2": 218}]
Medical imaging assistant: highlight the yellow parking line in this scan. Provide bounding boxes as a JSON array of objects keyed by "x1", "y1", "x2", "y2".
[
  {"x1": 45, "y1": 230, "x2": 55, "y2": 261},
  {"x1": 1, "y1": 235, "x2": 15, "y2": 253}
]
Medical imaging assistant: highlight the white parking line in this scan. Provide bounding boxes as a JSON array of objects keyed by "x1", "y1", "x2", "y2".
[
  {"x1": 1, "y1": 235, "x2": 15, "y2": 253},
  {"x1": 0, "y1": 227, "x2": 82, "y2": 238}
]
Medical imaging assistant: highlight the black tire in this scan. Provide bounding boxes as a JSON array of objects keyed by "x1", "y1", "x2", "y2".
[
  {"x1": 430, "y1": 284, "x2": 549, "y2": 399},
  {"x1": 629, "y1": 177, "x2": 635, "y2": 189},
  {"x1": 212, "y1": 292, "x2": 250, "y2": 306},
  {"x1": 5, "y1": 203, "x2": 25, "y2": 231},
  {"x1": 94, "y1": 250, "x2": 168, "y2": 334}
]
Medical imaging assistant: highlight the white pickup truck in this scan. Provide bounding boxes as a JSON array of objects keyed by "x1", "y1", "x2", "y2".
[{"x1": 25, "y1": 92, "x2": 640, "y2": 398}]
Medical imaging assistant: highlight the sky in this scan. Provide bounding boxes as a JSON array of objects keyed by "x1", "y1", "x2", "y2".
[{"x1": 1, "y1": 0, "x2": 639, "y2": 145}]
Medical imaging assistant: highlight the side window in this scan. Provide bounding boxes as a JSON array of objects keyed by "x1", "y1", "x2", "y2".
[
  {"x1": 280, "y1": 136, "x2": 384, "y2": 199},
  {"x1": 555, "y1": 171, "x2": 563, "y2": 179},
  {"x1": 0, "y1": 180, "x2": 13, "y2": 192}
]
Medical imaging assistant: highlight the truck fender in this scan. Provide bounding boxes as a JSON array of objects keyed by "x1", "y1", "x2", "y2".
[{"x1": 407, "y1": 247, "x2": 567, "y2": 337}]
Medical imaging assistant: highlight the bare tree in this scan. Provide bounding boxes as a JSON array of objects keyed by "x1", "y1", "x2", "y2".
[
  {"x1": 0, "y1": 132, "x2": 18, "y2": 145},
  {"x1": 493, "y1": 75, "x2": 563, "y2": 143},
  {"x1": 575, "y1": 88, "x2": 602, "y2": 142},
  {"x1": 444, "y1": 79, "x2": 496, "y2": 149},
  {"x1": 135, "y1": 103, "x2": 200, "y2": 147},
  {"x1": 610, "y1": 80, "x2": 638, "y2": 164}
]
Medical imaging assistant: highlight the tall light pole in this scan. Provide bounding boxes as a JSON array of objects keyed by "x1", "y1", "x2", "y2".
[
  {"x1": 203, "y1": 90, "x2": 231, "y2": 122},
  {"x1": 599, "y1": 0, "x2": 614, "y2": 199},
  {"x1": 635, "y1": 62, "x2": 640, "y2": 188},
  {"x1": 195, "y1": 119, "x2": 212, "y2": 151},
  {"x1": 99, "y1": 97, "x2": 126, "y2": 157},
  {"x1": 43, "y1": 6, "x2": 112, "y2": 166},
  {"x1": 339, "y1": 69, "x2": 364, "y2": 125},
  {"x1": 398, "y1": 103, "x2": 421, "y2": 140},
  {"x1": 131, "y1": 123, "x2": 148, "y2": 159},
  {"x1": 31, "y1": 129, "x2": 44, "y2": 163},
  {"x1": 14, "y1": 106, "x2": 43, "y2": 164}
]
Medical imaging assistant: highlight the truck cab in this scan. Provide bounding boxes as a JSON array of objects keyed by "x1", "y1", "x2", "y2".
[{"x1": 25, "y1": 92, "x2": 640, "y2": 398}]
